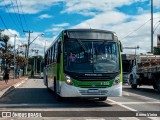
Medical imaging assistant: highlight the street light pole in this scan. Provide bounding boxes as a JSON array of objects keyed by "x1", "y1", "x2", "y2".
[
  {"x1": 31, "y1": 49, "x2": 39, "y2": 74},
  {"x1": 151, "y1": 0, "x2": 153, "y2": 53},
  {"x1": 23, "y1": 30, "x2": 33, "y2": 75}
]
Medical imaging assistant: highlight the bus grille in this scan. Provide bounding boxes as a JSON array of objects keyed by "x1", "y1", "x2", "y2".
[
  {"x1": 77, "y1": 85, "x2": 109, "y2": 88},
  {"x1": 76, "y1": 76, "x2": 113, "y2": 81},
  {"x1": 79, "y1": 90, "x2": 108, "y2": 95}
]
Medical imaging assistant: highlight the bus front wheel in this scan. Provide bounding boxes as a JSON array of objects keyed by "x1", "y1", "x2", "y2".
[{"x1": 98, "y1": 97, "x2": 107, "y2": 101}]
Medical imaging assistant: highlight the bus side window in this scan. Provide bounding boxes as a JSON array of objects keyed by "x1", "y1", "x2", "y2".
[
  {"x1": 54, "y1": 42, "x2": 58, "y2": 62},
  {"x1": 57, "y1": 41, "x2": 61, "y2": 63}
]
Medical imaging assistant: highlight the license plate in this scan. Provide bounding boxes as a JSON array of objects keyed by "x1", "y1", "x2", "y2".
[{"x1": 88, "y1": 89, "x2": 99, "y2": 93}]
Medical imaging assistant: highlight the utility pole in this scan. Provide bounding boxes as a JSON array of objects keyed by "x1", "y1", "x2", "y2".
[
  {"x1": 23, "y1": 30, "x2": 33, "y2": 74},
  {"x1": 31, "y1": 49, "x2": 39, "y2": 74},
  {"x1": 35, "y1": 50, "x2": 39, "y2": 74},
  {"x1": 14, "y1": 35, "x2": 17, "y2": 79},
  {"x1": 151, "y1": 0, "x2": 153, "y2": 53}
]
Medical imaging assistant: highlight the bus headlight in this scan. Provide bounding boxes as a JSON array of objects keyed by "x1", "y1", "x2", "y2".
[
  {"x1": 65, "y1": 75, "x2": 73, "y2": 85},
  {"x1": 114, "y1": 75, "x2": 120, "y2": 85}
]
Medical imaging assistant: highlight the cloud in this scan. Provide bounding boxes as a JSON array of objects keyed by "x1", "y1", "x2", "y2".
[
  {"x1": 0, "y1": 0, "x2": 152, "y2": 15},
  {"x1": 39, "y1": 14, "x2": 53, "y2": 19},
  {"x1": 0, "y1": 0, "x2": 64, "y2": 14},
  {"x1": 137, "y1": 7, "x2": 144, "y2": 14},
  {"x1": 1, "y1": 29, "x2": 24, "y2": 48},
  {"x1": 72, "y1": 11, "x2": 130, "y2": 29},
  {"x1": 0, "y1": 30, "x2": 49, "y2": 56},
  {"x1": 45, "y1": 23, "x2": 70, "y2": 35},
  {"x1": 53, "y1": 23, "x2": 70, "y2": 27},
  {"x1": 61, "y1": 0, "x2": 149, "y2": 16},
  {"x1": 153, "y1": 0, "x2": 160, "y2": 8}
]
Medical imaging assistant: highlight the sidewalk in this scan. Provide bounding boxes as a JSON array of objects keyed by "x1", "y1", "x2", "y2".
[
  {"x1": 0, "y1": 77, "x2": 27, "y2": 91},
  {"x1": 0, "y1": 76, "x2": 28, "y2": 98}
]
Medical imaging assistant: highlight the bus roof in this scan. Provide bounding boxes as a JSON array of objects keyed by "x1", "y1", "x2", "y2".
[{"x1": 64, "y1": 29, "x2": 114, "y2": 33}]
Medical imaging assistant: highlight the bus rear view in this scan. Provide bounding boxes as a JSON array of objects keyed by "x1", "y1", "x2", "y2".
[{"x1": 44, "y1": 29, "x2": 123, "y2": 101}]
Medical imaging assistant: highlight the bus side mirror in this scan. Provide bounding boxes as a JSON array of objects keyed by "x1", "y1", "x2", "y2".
[{"x1": 119, "y1": 41, "x2": 123, "y2": 52}]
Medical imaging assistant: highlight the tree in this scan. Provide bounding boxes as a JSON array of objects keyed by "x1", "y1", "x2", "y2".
[
  {"x1": 28, "y1": 55, "x2": 44, "y2": 73},
  {"x1": 0, "y1": 35, "x2": 10, "y2": 69}
]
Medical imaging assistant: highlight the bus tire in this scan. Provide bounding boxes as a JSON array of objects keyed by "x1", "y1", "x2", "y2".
[
  {"x1": 54, "y1": 78, "x2": 62, "y2": 101},
  {"x1": 130, "y1": 75, "x2": 137, "y2": 89},
  {"x1": 98, "y1": 97, "x2": 107, "y2": 101}
]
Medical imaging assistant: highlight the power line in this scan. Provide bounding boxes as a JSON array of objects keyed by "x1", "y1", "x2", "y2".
[
  {"x1": 9, "y1": 0, "x2": 23, "y2": 31},
  {"x1": 120, "y1": 17, "x2": 160, "y2": 40},
  {"x1": 18, "y1": 0, "x2": 29, "y2": 30},
  {"x1": 15, "y1": 0, "x2": 24, "y2": 31},
  {"x1": 2, "y1": 0, "x2": 22, "y2": 32},
  {"x1": 120, "y1": 19, "x2": 150, "y2": 40},
  {"x1": 0, "y1": 15, "x2": 14, "y2": 35},
  {"x1": 6, "y1": 0, "x2": 27, "y2": 38}
]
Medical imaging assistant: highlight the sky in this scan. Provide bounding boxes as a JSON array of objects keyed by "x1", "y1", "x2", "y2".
[{"x1": 0, "y1": 0, "x2": 160, "y2": 56}]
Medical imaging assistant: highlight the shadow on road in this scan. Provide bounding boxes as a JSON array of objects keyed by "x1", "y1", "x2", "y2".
[
  {"x1": 123, "y1": 85, "x2": 160, "y2": 100},
  {"x1": 0, "y1": 87, "x2": 112, "y2": 108}
]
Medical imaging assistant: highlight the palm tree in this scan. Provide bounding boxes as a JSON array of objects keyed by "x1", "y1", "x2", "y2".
[{"x1": 0, "y1": 35, "x2": 10, "y2": 69}]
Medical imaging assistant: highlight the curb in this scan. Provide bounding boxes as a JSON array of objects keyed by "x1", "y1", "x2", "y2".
[{"x1": 0, "y1": 78, "x2": 28, "y2": 98}]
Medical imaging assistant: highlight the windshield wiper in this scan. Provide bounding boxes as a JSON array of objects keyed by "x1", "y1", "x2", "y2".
[{"x1": 74, "y1": 33, "x2": 88, "y2": 53}]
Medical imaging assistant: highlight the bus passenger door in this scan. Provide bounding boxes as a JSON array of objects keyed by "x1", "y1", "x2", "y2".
[{"x1": 56, "y1": 41, "x2": 62, "y2": 94}]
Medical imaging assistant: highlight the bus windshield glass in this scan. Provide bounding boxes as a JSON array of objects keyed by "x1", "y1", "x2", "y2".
[{"x1": 64, "y1": 39, "x2": 119, "y2": 73}]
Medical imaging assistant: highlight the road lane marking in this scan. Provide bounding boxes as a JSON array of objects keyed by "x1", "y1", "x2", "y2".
[
  {"x1": 122, "y1": 91, "x2": 158, "y2": 101},
  {"x1": 148, "y1": 117, "x2": 160, "y2": 120},
  {"x1": 117, "y1": 102, "x2": 160, "y2": 104},
  {"x1": 122, "y1": 91, "x2": 130, "y2": 96},
  {"x1": 108, "y1": 99, "x2": 160, "y2": 120},
  {"x1": 86, "y1": 118, "x2": 105, "y2": 120},
  {"x1": 108, "y1": 99, "x2": 137, "y2": 111}
]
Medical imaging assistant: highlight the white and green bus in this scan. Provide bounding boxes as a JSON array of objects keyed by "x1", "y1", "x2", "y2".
[{"x1": 44, "y1": 29, "x2": 123, "y2": 101}]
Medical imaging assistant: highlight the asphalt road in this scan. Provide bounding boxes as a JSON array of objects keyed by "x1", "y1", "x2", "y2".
[{"x1": 0, "y1": 78, "x2": 159, "y2": 120}]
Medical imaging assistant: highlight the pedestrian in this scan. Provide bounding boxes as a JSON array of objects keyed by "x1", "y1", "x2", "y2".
[
  {"x1": 31, "y1": 69, "x2": 34, "y2": 78},
  {"x1": 3, "y1": 67, "x2": 9, "y2": 84},
  {"x1": 17, "y1": 69, "x2": 20, "y2": 79}
]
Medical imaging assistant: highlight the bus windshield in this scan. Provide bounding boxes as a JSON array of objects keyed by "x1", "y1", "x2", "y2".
[{"x1": 64, "y1": 39, "x2": 119, "y2": 73}]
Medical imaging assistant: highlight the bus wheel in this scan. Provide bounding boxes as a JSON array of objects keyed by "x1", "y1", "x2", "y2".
[
  {"x1": 98, "y1": 97, "x2": 107, "y2": 101},
  {"x1": 130, "y1": 76, "x2": 137, "y2": 89}
]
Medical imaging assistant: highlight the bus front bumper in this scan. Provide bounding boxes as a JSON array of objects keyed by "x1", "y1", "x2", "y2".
[{"x1": 60, "y1": 82, "x2": 122, "y2": 97}]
